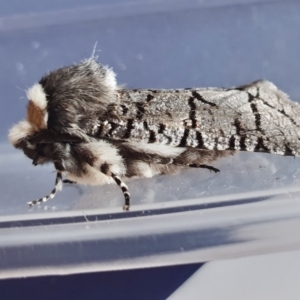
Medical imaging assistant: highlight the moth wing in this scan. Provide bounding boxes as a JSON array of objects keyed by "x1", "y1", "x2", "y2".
[{"x1": 99, "y1": 81, "x2": 300, "y2": 155}]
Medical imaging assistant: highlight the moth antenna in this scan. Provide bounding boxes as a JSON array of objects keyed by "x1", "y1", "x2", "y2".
[
  {"x1": 28, "y1": 171, "x2": 63, "y2": 207},
  {"x1": 111, "y1": 173, "x2": 131, "y2": 211}
]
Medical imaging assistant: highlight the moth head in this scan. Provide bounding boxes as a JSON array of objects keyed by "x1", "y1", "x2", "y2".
[
  {"x1": 8, "y1": 83, "x2": 48, "y2": 153},
  {"x1": 8, "y1": 58, "x2": 117, "y2": 160}
]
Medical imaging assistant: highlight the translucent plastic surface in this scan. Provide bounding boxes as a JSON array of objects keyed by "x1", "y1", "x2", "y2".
[{"x1": 1, "y1": 0, "x2": 300, "y2": 278}]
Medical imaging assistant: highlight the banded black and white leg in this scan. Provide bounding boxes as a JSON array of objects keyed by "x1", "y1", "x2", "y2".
[
  {"x1": 63, "y1": 179, "x2": 77, "y2": 184},
  {"x1": 111, "y1": 173, "x2": 131, "y2": 211},
  {"x1": 28, "y1": 171, "x2": 63, "y2": 206},
  {"x1": 188, "y1": 164, "x2": 220, "y2": 173}
]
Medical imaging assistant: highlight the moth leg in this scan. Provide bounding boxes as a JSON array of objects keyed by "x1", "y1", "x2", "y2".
[
  {"x1": 188, "y1": 164, "x2": 220, "y2": 173},
  {"x1": 63, "y1": 179, "x2": 77, "y2": 184},
  {"x1": 111, "y1": 173, "x2": 131, "y2": 211},
  {"x1": 28, "y1": 171, "x2": 63, "y2": 206}
]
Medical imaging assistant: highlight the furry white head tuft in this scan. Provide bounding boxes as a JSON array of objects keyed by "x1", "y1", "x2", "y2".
[
  {"x1": 26, "y1": 83, "x2": 47, "y2": 110},
  {"x1": 8, "y1": 119, "x2": 34, "y2": 146}
]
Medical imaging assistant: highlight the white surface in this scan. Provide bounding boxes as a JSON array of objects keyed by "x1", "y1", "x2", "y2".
[
  {"x1": 1, "y1": 189, "x2": 300, "y2": 279},
  {"x1": 169, "y1": 250, "x2": 300, "y2": 300}
]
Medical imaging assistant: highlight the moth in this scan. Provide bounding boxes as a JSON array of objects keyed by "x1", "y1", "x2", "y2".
[{"x1": 8, "y1": 58, "x2": 300, "y2": 211}]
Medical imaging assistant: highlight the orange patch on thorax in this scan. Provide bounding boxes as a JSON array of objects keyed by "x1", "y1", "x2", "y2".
[{"x1": 27, "y1": 100, "x2": 47, "y2": 129}]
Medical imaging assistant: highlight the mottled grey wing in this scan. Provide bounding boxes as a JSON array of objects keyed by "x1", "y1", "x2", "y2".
[{"x1": 97, "y1": 80, "x2": 300, "y2": 156}]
